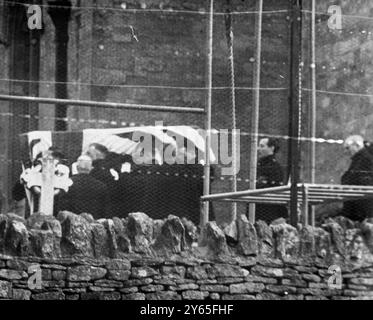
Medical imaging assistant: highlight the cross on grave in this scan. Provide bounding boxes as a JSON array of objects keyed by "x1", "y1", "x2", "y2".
[{"x1": 38, "y1": 155, "x2": 55, "y2": 216}]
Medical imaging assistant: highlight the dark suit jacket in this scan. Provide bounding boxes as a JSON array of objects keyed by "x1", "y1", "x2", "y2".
[
  {"x1": 59, "y1": 173, "x2": 109, "y2": 219},
  {"x1": 248, "y1": 155, "x2": 288, "y2": 224},
  {"x1": 341, "y1": 147, "x2": 373, "y2": 221}
]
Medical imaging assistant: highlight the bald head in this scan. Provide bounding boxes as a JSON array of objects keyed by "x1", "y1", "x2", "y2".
[
  {"x1": 344, "y1": 135, "x2": 365, "y2": 156},
  {"x1": 77, "y1": 155, "x2": 93, "y2": 174}
]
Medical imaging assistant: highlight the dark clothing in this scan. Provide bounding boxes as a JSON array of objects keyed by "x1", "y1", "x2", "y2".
[
  {"x1": 90, "y1": 152, "x2": 134, "y2": 217},
  {"x1": 341, "y1": 147, "x2": 373, "y2": 221},
  {"x1": 59, "y1": 173, "x2": 109, "y2": 219},
  {"x1": 248, "y1": 155, "x2": 288, "y2": 224}
]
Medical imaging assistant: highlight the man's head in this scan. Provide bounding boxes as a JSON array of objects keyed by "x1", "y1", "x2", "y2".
[
  {"x1": 258, "y1": 137, "x2": 279, "y2": 159},
  {"x1": 87, "y1": 143, "x2": 108, "y2": 161},
  {"x1": 76, "y1": 155, "x2": 93, "y2": 174},
  {"x1": 344, "y1": 135, "x2": 365, "y2": 157}
]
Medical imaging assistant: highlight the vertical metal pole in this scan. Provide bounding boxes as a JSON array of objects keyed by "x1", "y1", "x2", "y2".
[
  {"x1": 248, "y1": 0, "x2": 263, "y2": 224},
  {"x1": 28, "y1": 0, "x2": 41, "y2": 131},
  {"x1": 201, "y1": 0, "x2": 214, "y2": 228},
  {"x1": 289, "y1": 0, "x2": 302, "y2": 227},
  {"x1": 48, "y1": 0, "x2": 72, "y2": 131},
  {"x1": 310, "y1": 0, "x2": 316, "y2": 228},
  {"x1": 224, "y1": 0, "x2": 238, "y2": 222}
]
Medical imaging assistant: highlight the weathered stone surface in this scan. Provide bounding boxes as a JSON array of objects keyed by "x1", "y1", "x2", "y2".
[
  {"x1": 131, "y1": 267, "x2": 158, "y2": 278},
  {"x1": 207, "y1": 264, "x2": 247, "y2": 279},
  {"x1": 99, "y1": 219, "x2": 118, "y2": 258},
  {"x1": 0, "y1": 269, "x2": 27, "y2": 280},
  {"x1": 237, "y1": 215, "x2": 258, "y2": 256},
  {"x1": 182, "y1": 290, "x2": 204, "y2": 300},
  {"x1": 302, "y1": 274, "x2": 321, "y2": 283},
  {"x1": 88, "y1": 286, "x2": 115, "y2": 292},
  {"x1": 161, "y1": 266, "x2": 186, "y2": 279},
  {"x1": 41, "y1": 269, "x2": 52, "y2": 280},
  {"x1": 361, "y1": 222, "x2": 373, "y2": 253},
  {"x1": 323, "y1": 219, "x2": 346, "y2": 257},
  {"x1": 4, "y1": 220, "x2": 29, "y2": 256},
  {"x1": 107, "y1": 270, "x2": 131, "y2": 281},
  {"x1": 146, "y1": 291, "x2": 181, "y2": 300},
  {"x1": 112, "y1": 217, "x2": 131, "y2": 255},
  {"x1": 67, "y1": 265, "x2": 107, "y2": 281},
  {"x1": 126, "y1": 212, "x2": 154, "y2": 254},
  {"x1": 57, "y1": 211, "x2": 94, "y2": 257},
  {"x1": 282, "y1": 278, "x2": 307, "y2": 287},
  {"x1": 124, "y1": 278, "x2": 153, "y2": 287},
  {"x1": 0, "y1": 280, "x2": 11, "y2": 298},
  {"x1": 200, "y1": 222, "x2": 229, "y2": 256},
  {"x1": 314, "y1": 227, "x2": 331, "y2": 258},
  {"x1": 267, "y1": 284, "x2": 297, "y2": 295},
  {"x1": 334, "y1": 216, "x2": 356, "y2": 230},
  {"x1": 27, "y1": 213, "x2": 62, "y2": 238},
  {"x1": 32, "y1": 291, "x2": 65, "y2": 300},
  {"x1": 349, "y1": 278, "x2": 373, "y2": 286},
  {"x1": 251, "y1": 265, "x2": 284, "y2": 278},
  {"x1": 169, "y1": 283, "x2": 199, "y2": 291},
  {"x1": 299, "y1": 225, "x2": 315, "y2": 256},
  {"x1": 132, "y1": 257, "x2": 164, "y2": 267},
  {"x1": 230, "y1": 282, "x2": 265, "y2": 294},
  {"x1": 186, "y1": 266, "x2": 209, "y2": 280},
  {"x1": 12, "y1": 289, "x2": 31, "y2": 300},
  {"x1": 119, "y1": 287, "x2": 138, "y2": 294},
  {"x1": 29, "y1": 229, "x2": 60, "y2": 259},
  {"x1": 200, "y1": 284, "x2": 229, "y2": 293},
  {"x1": 245, "y1": 275, "x2": 278, "y2": 284},
  {"x1": 122, "y1": 293, "x2": 146, "y2": 300},
  {"x1": 271, "y1": 223, "x2": 299, "y2": 259},
  {"x1": 105, "y1": 259, "x2": 131, "y2": 270},
  {"x1": 181, "y1": 217, "x2": 198, "y2": 247},
  {"x1": 222, "y1": 294, "x2": 256, "y2": 300},
  {"x1": 140, "y1": 285, "x2": 164, "y2": 293},
  {"x1": 153, "y1": 215, "x2": 186, "y2": 254},
  {"x1": 255, "y1": 220, "x2": 274, "y2": 256},
  {"x1": 81, "y1": 292, "x2": 121, "y2": 300},
  {"x1": 52, "y1": 270, "x2": 66, "y2": 281},
  {"x1": 91, "y1": 223, "x2": 110, "y2": 258},
  {"x1": 80, "y1": 213, "x2": 95, "y2": 224},
  {"x1": 95, "y1": 280, "x2": 123, "y2": 288}
]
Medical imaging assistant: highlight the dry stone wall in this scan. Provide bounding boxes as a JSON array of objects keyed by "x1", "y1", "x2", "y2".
[{"x1": 0, "y1": 211, "x2": 373, "y2": 300}]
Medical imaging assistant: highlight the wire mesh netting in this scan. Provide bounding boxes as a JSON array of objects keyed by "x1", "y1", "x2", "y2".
[{"x1": 1, "y1": 0, "x2": 373, "y2": 227}]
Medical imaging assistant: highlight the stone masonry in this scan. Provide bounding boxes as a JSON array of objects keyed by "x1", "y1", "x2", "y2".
[{"x1": 0, "y1": 210, "x2": 373, "y2": 300}]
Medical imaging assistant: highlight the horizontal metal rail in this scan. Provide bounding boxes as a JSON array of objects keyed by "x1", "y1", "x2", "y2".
[{"x1": 0, "y1": 94, "x2": 205, "y2": 114}]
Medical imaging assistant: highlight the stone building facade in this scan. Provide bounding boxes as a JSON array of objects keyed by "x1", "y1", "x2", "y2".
[{"x1": 0, "y1": 0, "x2": 373, "y2": 222}]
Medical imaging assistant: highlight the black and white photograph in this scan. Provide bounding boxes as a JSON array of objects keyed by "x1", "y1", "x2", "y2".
[{"x1": 0, "y1": 0, "x2": 373, "y2": 307}]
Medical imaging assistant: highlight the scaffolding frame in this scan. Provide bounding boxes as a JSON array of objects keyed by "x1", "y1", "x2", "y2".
[{"x1": 1, "y1": 0, "x2": 321, "y2": 227}]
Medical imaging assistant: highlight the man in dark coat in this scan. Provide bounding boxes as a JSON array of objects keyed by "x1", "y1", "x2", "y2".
[
  {"x1": 60, "y1": 155, "x2": 109, "y2": 219},
  {"x1": 248, "y1": 137, "x2": 288, "y2": 224},
  {"x1": 341, "y1": 135, "x2": 373, "y2": 221}
]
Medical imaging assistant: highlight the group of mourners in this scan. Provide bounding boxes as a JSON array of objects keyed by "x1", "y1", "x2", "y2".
[
  {"x1": 10, "y1": 134, "x2": 373, "y2": 225},
  {"x1": 251, "y1": 135, "x2": 373, "y2": 224},
  {"x1": 12, "y1": 143, "x2": 134, "y2": 219}
]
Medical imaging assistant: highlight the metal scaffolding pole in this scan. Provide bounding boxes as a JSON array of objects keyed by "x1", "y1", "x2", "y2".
[
  {"x1": 248, "y1": 0, "x2": 263, "y2": 224},
  {"x1": 289, "y1": 0, "x2": 303, "y2": 227},
  {"x1": 310, "y1": 0, "x2": 317, "y2": 228},
  {"x1": 201, "y1": 0, "x2": 214, "y2": 228},
  {"x1": 0, "y1": 94, "x2": 205, "y2": 114}
]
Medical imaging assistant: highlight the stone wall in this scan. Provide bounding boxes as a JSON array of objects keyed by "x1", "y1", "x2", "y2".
[{"x1": 0, "y1": 211, "x2": 373, "y2": 300}]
